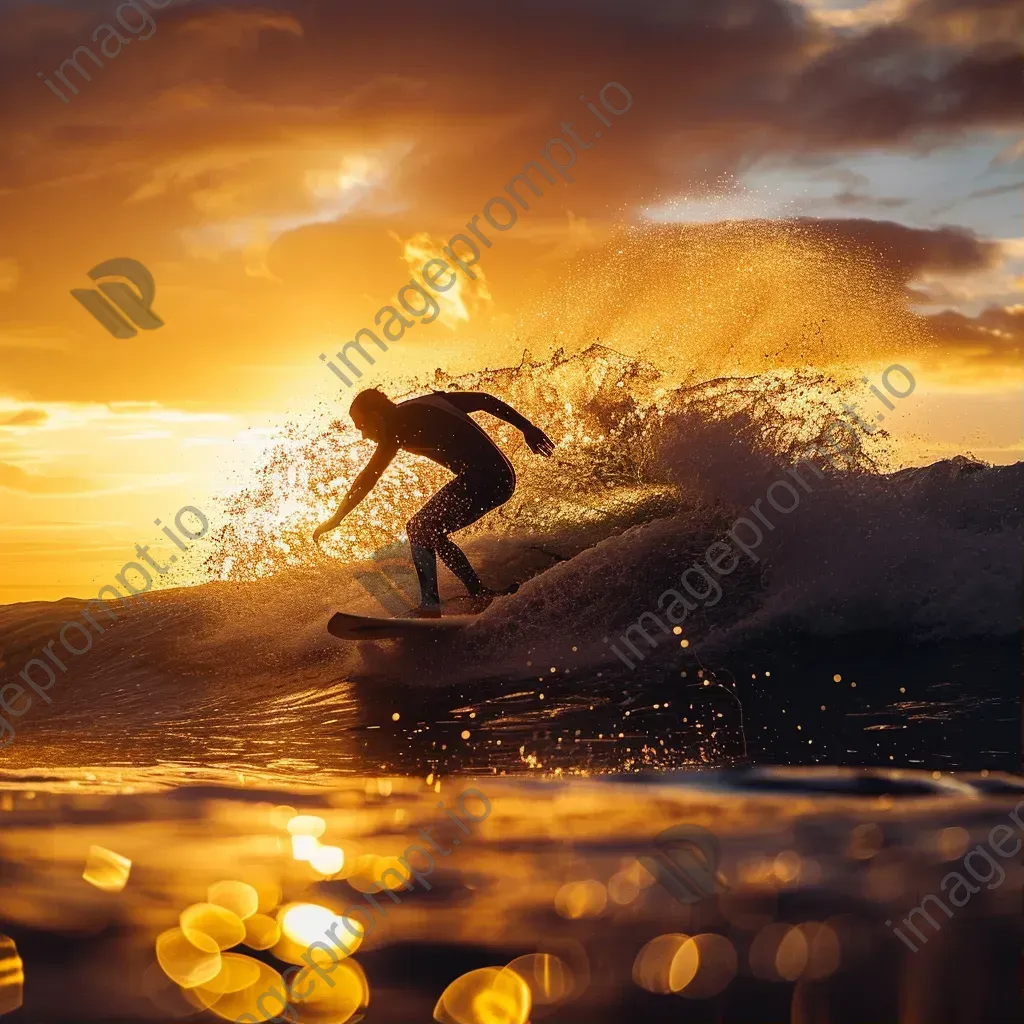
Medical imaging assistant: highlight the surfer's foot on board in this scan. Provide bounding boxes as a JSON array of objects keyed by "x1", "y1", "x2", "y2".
[{"x1": 406, "y1": 604, "x2": 443, "y2": 619}]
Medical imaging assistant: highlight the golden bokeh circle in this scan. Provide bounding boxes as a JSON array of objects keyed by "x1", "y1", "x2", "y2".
[
  {"x1": 180, "y1": 903, "x2": 247, "y2": 952},
  {"x1": 155, "y1": 927, "x2": 222, "y2": 989},
  {"x1": 632, "y1": 933, "x2": 689, "y2": 994},
  {"x1": 505, "y1": 953, "x2": 574, "y2": 1006},
  {"x1": 207, "y1": 880, "x2": 260, "y2": 921},
  {"x1": 242, "y1": 912, "x2": 281, "y2": 951},
  {"x1": 434, "y1": 966, "x2": 531, "y2": 1024},
  {"x1": 290, "y1": 957, "x2": 370, "y2": 1024},
  {"x1": 671, "y1": 933, "x2": 737, "y2": 999}
]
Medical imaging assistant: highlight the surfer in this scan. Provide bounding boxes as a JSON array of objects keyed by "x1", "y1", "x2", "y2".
[{"x1": 313, "y1": 389, "x2": 554, "y2": 617}]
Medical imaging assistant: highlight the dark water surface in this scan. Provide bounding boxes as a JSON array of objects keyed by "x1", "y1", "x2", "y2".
[
  {"x1": 0, "y1": 769, "x2": 1021, "y2": 1023},
  {"x1": 3, "y1": 624, "x2": 1016, "y2": 779}
]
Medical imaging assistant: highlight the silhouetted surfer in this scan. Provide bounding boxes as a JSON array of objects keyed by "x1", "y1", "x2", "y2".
[{"x1": 314, "y1": 389, "x2": 554, "y2": 617}]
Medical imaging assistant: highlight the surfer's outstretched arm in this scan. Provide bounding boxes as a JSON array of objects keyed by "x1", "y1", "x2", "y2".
[
  {"x1": 445, "y1": 391, "x2": 555, "y2": 455},
  {"x1": 313, "y1": 441, "x2": 397, "y2": 544}
]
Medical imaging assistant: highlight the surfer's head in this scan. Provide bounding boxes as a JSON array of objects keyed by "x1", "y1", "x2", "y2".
[{"x1": 350, "y1": 388, "x2": 395, "y2": 441}]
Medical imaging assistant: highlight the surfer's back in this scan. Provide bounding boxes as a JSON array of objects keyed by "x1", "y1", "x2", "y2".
[{"x1": 391, "y1": 393, "x2": 504, "y2": 473}]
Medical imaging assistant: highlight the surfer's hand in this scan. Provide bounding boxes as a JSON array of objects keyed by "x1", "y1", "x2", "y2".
[
  {"x1": 524, "y1": 425, "x2": 555, "y2": 456},
  {"x1": 313, "y1": 518, "x2": 337, "y2": 545}
]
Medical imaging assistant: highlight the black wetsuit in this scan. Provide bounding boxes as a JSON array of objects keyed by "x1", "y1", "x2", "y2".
[{"x1": 367, "y1": 392, "x2": 517, "y2": 605}]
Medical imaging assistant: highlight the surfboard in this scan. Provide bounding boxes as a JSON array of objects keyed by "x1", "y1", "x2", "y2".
[{"x1": 327, "y1": 611, "x2": 477, "y2": 641}]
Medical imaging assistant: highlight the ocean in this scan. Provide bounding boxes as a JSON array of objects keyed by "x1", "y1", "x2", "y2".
[{"x1": 0, "y1": 345, "x2": 1020, "y2": 1021}]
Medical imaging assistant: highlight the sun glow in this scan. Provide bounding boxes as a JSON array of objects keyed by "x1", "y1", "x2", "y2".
[{"x1": 400, "y1": 231, "x2": 493, "y2": 328}]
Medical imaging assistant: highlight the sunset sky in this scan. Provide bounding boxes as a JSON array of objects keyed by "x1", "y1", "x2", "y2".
[{"x1": 0, "y1": 0, "x2": 1020, "y2": 603}]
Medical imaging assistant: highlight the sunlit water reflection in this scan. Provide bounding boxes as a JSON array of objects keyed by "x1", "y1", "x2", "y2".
[{"x1": 0, "y1": 768, "x2": 1020, "y2": 1022}]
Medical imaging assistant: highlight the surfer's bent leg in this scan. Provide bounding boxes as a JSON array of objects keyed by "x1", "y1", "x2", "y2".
[{"x1": 406, "y1": 462, "x2": 515, "y2": 603}]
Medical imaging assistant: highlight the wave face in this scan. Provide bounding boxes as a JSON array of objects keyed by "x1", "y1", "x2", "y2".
[
  {"x1": 205, "y1": 216, "x2": 938, "y2": 587},
  {"x1": 0, "y1": 224, "x2": 1018, "y2": 772},
  {"x1": 198, "y1": 339, "x2": 1021, "y2": 673}
]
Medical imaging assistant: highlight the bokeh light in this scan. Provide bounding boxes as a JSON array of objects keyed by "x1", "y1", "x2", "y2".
[
  {"x1": 671, "y1": 933, "x2": 737, "y2": 999},
  {"x1": 935, "y1": 826, "x2": 971, "y2": 860},
  {"x1": 505, "y1": 953, "x2": 574, "y2": 1007},
  {"x1": 750, "y1": 923, "x2": 794, "y2": 981},
  {"x1": 195, "y1": 952, "x2": 263, "y2": 996},
  {"x1": 799, "y1": 922, "x2": 841, "y2": 979},
  {"x1": 378, "y1": 855, "x2": 413, "y2": 889},
  {"x1": 847, "y1": 823, "x2": 884, "y2": 860},
  {"x1": 276, "y1": 903, "x2": 363, "y2": 963},
  {"x1": 434, "y1": 966, "x2": 531, "y2": 1024},
  {"x1": 292, "y1": 835, "x2": 320, "y2": 862},
  {"x1": 537, "y1": 938, "x2": 590, "y2": 1001},
  {"x1": 632, "y1": 933, "x2": 689, "y2": 994},
  {"x1": 268, "y1": 805, "x2": 297, "y2": 829},
  {"x1": 607, "y1": 870, "x2": 640, "y2": 905},
  {"x1": 82, "y1": 844, "x2": 132, "y2": 893},
  {"x1": 310, "y1": 844, "x2": 345, "y2": 877},
  {"x1": 554, "y1": 880, "x2": 607, "y2": 919},
  {"x1": 287, "y1": 814, "x2": 327, "y2": 837},
  {"x1": 775, "y1": 924, "x2": 809, "y2": 980},
  {"x1": 207, "y1": 880, "x2": 259, "y2": 921},
  {"x1": 0, "y1": 933, "x2": 23, "y2": 1015},
  {"x1": 773, "y1": 850, "x2": 802, "y2": 883},
  {"x1": 242, "y1": 913, "x2": 281, "y2": 951},
  {"x1": 201, "y1": 957, "x2": 290, "y2": 1023},
  {"x1": 155, "y1": 927, "x2": 222, "y2": 989},
  {"x1": 253, "y1": 878, "x2": 282, "y2": 914},
  {"x1": 180, "y1": 903, "x2": 247, "y2": 951},
  {"x1": 289, "y1": 957, "x2": 370, "y2": 1024}
]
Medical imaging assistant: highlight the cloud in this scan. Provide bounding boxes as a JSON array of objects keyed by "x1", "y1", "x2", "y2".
[
  {"x1": 926, "y1": 304, "x2": 1024, "y2": 362},
  {"x1": 962, "y1": 179, "x2": 1024, "y2": 202},
  {"x1": 6, "y1": 0, "x2": 1021, "y2": 212},
  {"x1": 0, "y1": 408, "x2": 47, "y2": 427},
  {"x1": 831, "y1": 190, "x2": 909, "y2": 209},
  {"x1": 917, "y1": 302, "x2": 1024, "y2": 386},
  {"x1": 106, "y1": 401, "x2": 161, "y2": 414},
  {"x1": 0, "y1": 0, "x2": 1017, "y2": 409},
  {"x1": 787, "y1": 216, "x2": 1000, "y2": 281},
  {"x1": 0, "y1": 461, "x2": 92, "y2": 494},
  {"x1": 176, "y1": 8, "x2": 304, "y2": 47},
  {"x1": 796, "y1": 0, "x2": 909, "y2": 29},
  {"x1": 780, "y1": 14, "x2": 1023, "y2": 149}
]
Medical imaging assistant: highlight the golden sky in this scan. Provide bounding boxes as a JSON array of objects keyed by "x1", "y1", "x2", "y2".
[{"x1": 0, "y1": 0, "x2": 1020, "y2": 603}]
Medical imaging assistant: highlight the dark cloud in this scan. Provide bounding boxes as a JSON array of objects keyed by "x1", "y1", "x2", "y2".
[
  {"x1": 925, "y1": 305, "x2": 1024, "y2": 365},
  {"x1": 780, "y1": 22, "x2": 1023, "y2": 149},
  {"x1": 0, "y1": 0, "x2": 1018, "y2": 405},
  {"x1": 788, "y1": 217, "x2": 1000, "y2": 282},
  {"x1": 832, "y1": 191, "x2": 909, "y2": 209},
  {"x1": 964, "y1": 179, "x2": 1024, "y2": 202},
  {"x1": 0, "y1": 0, "x2": 1019, "y2": 207}
]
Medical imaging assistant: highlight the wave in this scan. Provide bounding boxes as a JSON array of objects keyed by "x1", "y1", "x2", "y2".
[
  {"x1": 1, "y1": 222, "x2": 1019, "y2": 737},
  {"x1": 2, "y1": 345, "x2": 1019, "y2": 722},
  {"x1": 153, "y1": 341, "x2": 1020, "y2": 688}
]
